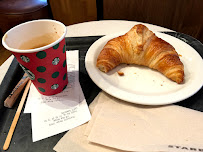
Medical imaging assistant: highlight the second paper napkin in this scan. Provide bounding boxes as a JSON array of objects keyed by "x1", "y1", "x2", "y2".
[{"x1": 87, "y1": 92, "x2": 203, "y2": 151}]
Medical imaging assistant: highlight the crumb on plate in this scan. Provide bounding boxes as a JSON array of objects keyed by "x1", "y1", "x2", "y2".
[{"x1": 117, "y1": 71, "x2": 124, "y2": 76}]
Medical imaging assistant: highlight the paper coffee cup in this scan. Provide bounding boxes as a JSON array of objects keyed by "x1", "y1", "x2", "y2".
[{"x1": 2, "y1": 19, "x2": 68, "y2": 95}]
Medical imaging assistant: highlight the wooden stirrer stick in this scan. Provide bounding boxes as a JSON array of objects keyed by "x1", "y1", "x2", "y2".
[{"x1": 3, "y1": 80, "x2": 31, "y2": 151}]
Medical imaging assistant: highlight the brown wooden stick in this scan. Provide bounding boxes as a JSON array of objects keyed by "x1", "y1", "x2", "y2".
[{"x1": 3, "y1": 80, "x2": 31, "y2": 151}]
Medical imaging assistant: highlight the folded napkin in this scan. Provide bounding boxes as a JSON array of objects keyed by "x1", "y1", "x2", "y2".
[{"x1": 54, "y1": 91, "x2": 203, "y2": 152}]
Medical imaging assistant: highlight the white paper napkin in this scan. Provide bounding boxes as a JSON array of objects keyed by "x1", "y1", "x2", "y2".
[{"x1": 87, "y1": 92, "x2": 203, "y2": 152}]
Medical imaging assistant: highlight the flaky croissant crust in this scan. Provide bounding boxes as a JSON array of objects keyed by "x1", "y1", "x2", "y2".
[{"x1": 96, "y1": 24, "x2": 184, "y2": 84}]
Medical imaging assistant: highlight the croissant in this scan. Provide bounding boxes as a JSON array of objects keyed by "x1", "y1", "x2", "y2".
[{"x1": 96, "y1": 24, "x2": 184, "y2": 84}]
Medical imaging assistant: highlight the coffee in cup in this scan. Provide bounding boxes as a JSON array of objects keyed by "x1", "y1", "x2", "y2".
[{"x1": 19, "y1": 33, "x2": 61, "y2": 50}]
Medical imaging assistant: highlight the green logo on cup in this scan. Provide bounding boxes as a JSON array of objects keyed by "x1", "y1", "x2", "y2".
[
  {"x1": 20, "y1": 55, "x2": 30, "y2": 63},
  {"x1": 52, "y1": 57, "x2": 60, "y2": 65},
  {"x1": 51, "y1": 84, "x2": 59, "y2": 90}
]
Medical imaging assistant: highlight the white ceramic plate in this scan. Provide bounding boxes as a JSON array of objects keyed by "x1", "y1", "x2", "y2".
[{"x1": 85, "y1": 32, "x2": 203, "y2": 105}]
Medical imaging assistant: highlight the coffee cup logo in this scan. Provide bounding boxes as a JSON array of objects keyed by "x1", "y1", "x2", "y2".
[
  {"x1": 52, "y1": 57, "x2": 60, "y2": 65},
  {"x1": 20, "y1": 55, "x2": 30, "y2": 63}
]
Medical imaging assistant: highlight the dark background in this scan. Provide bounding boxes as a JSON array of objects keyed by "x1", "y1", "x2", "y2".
[{"x1": 0, "y1": 0, "x2": 202, "y2": 43}]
